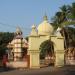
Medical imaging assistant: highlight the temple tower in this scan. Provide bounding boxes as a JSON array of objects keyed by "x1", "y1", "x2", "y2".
[{"x1": 13, "y1": 27, "x2": 23, "y2": 61}]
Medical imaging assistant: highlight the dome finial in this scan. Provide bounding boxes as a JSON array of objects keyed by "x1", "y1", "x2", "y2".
[{"x1": 43, "y1": 14, "x2": 48, "y2": 21}]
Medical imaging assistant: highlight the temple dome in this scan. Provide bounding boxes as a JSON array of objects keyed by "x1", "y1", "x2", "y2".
[{"x1": 38, "y1": 15, "x2": 53, "y2": 35}]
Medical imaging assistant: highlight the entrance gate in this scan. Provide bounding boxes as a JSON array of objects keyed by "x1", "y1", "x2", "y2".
[{"x1": 39, "y1": 40, "x2": 55, "y2": 66}]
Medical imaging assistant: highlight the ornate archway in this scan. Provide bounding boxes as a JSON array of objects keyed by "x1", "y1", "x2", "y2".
[{"x1": 39, "y1": 40, "x2": 54, "y2": 66}]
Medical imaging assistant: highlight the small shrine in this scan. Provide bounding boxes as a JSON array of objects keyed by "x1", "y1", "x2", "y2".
[{"x1": 7, "y1": 27, "x2": 28, "y2": 68}]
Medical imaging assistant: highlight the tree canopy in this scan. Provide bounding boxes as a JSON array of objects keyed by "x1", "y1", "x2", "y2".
[
  {"x1": 52, "y1": 3, "x2": 75, "y2": 29},
  {"x1": 0, "y1": 32, "x2": 14, "y2": 59},
  {"x1": 52, "y1": 2, "x2": 75, "y2": 48}
]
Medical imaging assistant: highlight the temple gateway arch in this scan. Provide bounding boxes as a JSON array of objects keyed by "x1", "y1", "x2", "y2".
[{"x1": 28, "y1": 15, "x2": 64, "y2": 68}]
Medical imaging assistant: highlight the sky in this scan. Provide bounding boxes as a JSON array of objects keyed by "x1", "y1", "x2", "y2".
[{"x1": 0, "y1": 0, "x2": 75, "y2": 37}]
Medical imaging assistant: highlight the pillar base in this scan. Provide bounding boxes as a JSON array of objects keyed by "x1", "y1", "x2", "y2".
[
  {"x1": 30, "y1": 66, "x2": 40, "y2": 69},
  {"x1": 55, "y1": 64, "x2": 64, "y2": 67}
]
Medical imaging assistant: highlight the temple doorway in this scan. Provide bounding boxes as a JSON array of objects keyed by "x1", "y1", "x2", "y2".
[{"x1": 39, "y1": 40, "x2": 55, "y2": 66}]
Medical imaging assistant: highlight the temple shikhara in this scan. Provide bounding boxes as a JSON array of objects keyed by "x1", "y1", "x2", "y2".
[
  {"x1": 7, "y1": 27, "x2": 28, "y2": 68},
  {"x1": 7, "y1": 15, "x2": 75, "y2": 68}
]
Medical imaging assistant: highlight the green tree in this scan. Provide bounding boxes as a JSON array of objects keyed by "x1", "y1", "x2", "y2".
[
  {"x1": 0, "y1": 32, "x2": 14, "y2": 59},
  {"x1": 52, "y1": 2, "x2": 75, "y2": 48}
]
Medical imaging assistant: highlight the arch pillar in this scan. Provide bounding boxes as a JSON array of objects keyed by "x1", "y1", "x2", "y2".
[
  {"x1": 28, "y1": 36, "x2": 40, "y2": 68},
  {"x1": 51, "y1": 36, "x2": 65, "y2": 67}
]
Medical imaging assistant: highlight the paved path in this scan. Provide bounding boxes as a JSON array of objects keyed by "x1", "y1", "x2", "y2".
[{"x1": 0, "y1": 66, "x2": 75, "y2": 75}]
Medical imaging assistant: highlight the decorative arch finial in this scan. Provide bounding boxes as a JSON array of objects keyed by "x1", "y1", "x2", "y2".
[{"x1": 31, "y1": 24, "x2": 36, "y2": 29}]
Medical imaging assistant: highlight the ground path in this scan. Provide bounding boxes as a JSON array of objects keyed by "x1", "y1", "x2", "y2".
[{"x1": 0, "y1": 66, "x2": 75, "y2": 75}]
